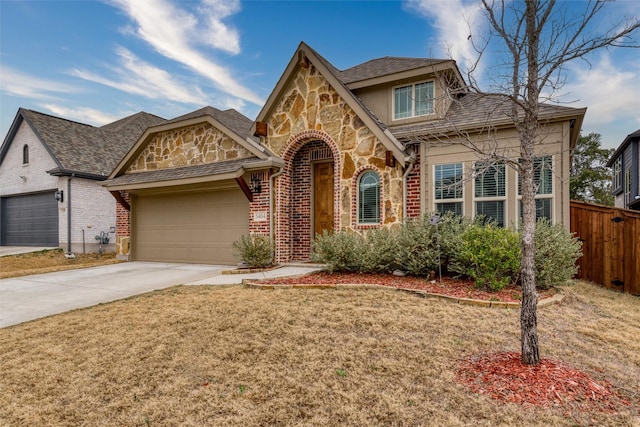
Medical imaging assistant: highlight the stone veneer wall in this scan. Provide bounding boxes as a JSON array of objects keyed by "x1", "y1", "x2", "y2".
[
  {"x1": 263, "y1": 64, "x2": 405, "y2": 262},
  {"x1": 127, "y1": 123, "x2": 254, "y2": 173}
]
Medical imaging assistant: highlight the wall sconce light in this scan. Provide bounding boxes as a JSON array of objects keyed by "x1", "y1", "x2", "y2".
[
  {"x1": 250, "y1": 173, "x2": 262, "y2": 194},
  {"x1": 55, "y1": 190, "x2": 64, "y2": 203},
  {"x1": 20, "y1": 175, "x2": 27, "y2": 182}
]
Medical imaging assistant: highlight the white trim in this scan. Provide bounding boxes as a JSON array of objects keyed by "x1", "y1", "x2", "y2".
[
  {"x1": 516, "y1": 155, "x2": 555, "y2": 223},
  {"x1": 432, "y1": 162, "x2": 464, "y2": 215},
  {"x1": 392, "y1": 80, "x2": 435, "y2": 121},
  {"x1": 472, "y1": 162, "x2": 507, "y2": 226}
]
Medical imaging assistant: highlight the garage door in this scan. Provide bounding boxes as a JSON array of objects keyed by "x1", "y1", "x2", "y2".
[
  {"x1": 1, "y1": 192, "x2": 59, "y2": 246},
  {"x1": 133, "y1": 188, "x2": 249, "y2": 264}
]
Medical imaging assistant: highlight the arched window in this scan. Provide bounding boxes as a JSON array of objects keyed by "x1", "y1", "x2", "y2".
[
  {"x1": 358, "y1": 170, "x2": 380, "y2": 224},
  {"x1": 23, "y1": 144, "x2": 29, "y2": 164}
]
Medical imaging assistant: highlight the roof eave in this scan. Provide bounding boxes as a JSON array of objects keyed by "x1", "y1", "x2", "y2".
[
  {"x1": 47, "y1": 167, "x2": 108, "y2": 180},
  {"x1": 103, "y1": 158, "x2": 283, "y2": 192},
  {"x1": 345, "y1": 60, "x2": 459, "y2": 90}
]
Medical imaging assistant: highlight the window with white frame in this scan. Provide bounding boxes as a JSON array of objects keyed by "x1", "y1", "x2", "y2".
[
  {"x1": 518, "y1": 156, "x2": 554, "y2": 221},
  {"x1": 393, "y1": 81, "x2": 434, "y2": 120},
  {"x1": 434, "y1": 163, "x2": 463, "y2": 216},
  {"x1": 474, "y1": 162, "x2": 506, "y2": 226},
  {"x1": 358, "y1": 170, "x2": 380, "y2": 224},
  {"x1": 612, "y1": 157, "x2": 622, "y2": 191},
  {"x1": 624, "y1": 169, "x2": 632, "y2": 206}
]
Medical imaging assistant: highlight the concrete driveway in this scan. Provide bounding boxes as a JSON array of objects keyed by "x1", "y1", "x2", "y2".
[
  {"x1": 0, "y1": 262, "x2": 227, "y2": 328},
  {"x1": 0, "y1": 261, "x2": 322, "y2": 328}
]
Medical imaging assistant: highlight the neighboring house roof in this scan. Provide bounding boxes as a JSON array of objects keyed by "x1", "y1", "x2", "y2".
[
  {"x1": 107, "y1": 106, "x2": 282, "y2": 185},
  {"x1": 253, "y1": 41, "x2": 409, "y2": 164},
  {"x1": 0, "y1": 108, "x2": 166, "y2": 179},
  {"x1": 389, "y1": 92, "x2": 586, "y2": 149},
  {"x1": 606, "y1": 129, "x2": 640, "y2": 167}
]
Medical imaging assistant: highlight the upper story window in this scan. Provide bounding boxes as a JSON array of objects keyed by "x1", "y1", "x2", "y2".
[
  {"x1": 393, "y1": 81, "x2": 434, "y2": 120},
  {"x1": 22, "y1": 144, "x2": 29, "y2": 165},
  {"x1": 434, "y1": 163, "x2": 463, "y2": 216},
  {"x1": 474, "y1": 162, "x2": 506, "y2": 227},
  {"x1": 612, "y1": 157, "x2": 622, "y2": 192},
  {"x1": 358, "y1": 170, "x2": 380, "y2": 224}
]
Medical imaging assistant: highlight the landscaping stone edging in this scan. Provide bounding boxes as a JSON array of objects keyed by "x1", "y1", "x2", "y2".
[
  {"x1": 242, "y1": 280, "x2": 565, "y2": 309},
  {"x1": 221, "y1": 265, "x2": 282, "y2": 275}
]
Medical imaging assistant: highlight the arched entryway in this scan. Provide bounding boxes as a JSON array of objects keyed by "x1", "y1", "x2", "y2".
[{"x1": 276, "y1": 130, "x2": 340, "y2": 262}]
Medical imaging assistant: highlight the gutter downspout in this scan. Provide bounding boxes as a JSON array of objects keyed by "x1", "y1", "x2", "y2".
[
  {"x1": 402, "y1": 149, "x2": 418, "y2": 223},
  {"x1": 269, "y1": 166, "x2": 284, "y2": 260},
  {"x1": 67, "y1": 173, "x2": 75, "y2": 254}
]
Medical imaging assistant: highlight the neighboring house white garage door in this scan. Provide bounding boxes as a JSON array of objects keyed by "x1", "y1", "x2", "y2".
[
  {"x1": 1, "y1": 191, "x2": 59, "y2": 246},
  {"x1": 133, "y1": 188, "x2": 249, "y2": 264}
]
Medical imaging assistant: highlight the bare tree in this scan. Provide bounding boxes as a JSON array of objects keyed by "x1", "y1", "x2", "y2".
[{"x1": 475, "y1": 0, "x2": 640, "y2": 364}]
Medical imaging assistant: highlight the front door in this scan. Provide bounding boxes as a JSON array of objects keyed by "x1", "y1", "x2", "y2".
[{"x1": 313, "y1": 162, "x2": 334, "y2": 237}]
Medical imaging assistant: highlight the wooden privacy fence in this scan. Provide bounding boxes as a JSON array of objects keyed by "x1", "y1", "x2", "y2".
[{"x1": 570, "y1": 200, "x2": 640, "y2": 296}]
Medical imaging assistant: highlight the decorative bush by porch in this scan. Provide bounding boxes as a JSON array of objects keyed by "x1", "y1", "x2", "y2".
[
  {"x1": 312, "y1": 214, "x2": 582, "y2": 292},
  {"x1": 232, "y1": 234, "x2": 273, "y2": 268}
]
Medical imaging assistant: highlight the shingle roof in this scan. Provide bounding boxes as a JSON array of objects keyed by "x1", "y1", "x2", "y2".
[
  {"x1": 339, "y1": 57, "x2": 449, "y2": 84},
  {"x1": 606, "y1": 128, "x2": 640, "y2": 166},
  {"x1": 104, "y1": 156, "x2": 264, "y2": 188},
  {"x1": 388, "y1": 93, "x2": 584, "y2": 140},
  {"x1": 163, "y1": 106, "x2": 256, "y2": 142},
  {"x1": 16, "y1": 109, "x2": 165, "y2": 177}
]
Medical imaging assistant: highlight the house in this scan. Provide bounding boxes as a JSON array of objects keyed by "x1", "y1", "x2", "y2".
[
  {"x1": 606, "y1": 129, "x2": 640, "y2": 211},
  {"x1": 0, "y1": 108, "x2": 165, "y2": 252},
  {"x1": 104, "y1": 41, "x2": 586, "y2": 265}
]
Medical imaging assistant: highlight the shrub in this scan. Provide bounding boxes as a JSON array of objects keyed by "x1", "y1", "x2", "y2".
[
  {"x1": 312, "y1": 230, "x2": 363, "y2": 273},
  {"x1": 533, "y1": 219, "x2": 582, "y2": 288},
  {"x1": 450, "y1": 224, "x2": 521, "y2": 291},
  {"x1": 232, "y1": 234, "x2": 273, "y2": 268},
  {"x1": 434, "y1": 212, "x2": 473, "y2": 269},
  {"x1": 358, "y1": 227, "x2": 399, "y2": 273},
  {"x1": 395, "y1": 216, "x2": 440, "y2": 276}
]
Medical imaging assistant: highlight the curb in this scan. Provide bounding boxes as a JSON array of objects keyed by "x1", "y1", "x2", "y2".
[
  {"x1": 221, "y1": 265, "x2": 282, "y2": 275},
  {"x1": 243, "y1": 281, "x2": 564, "y2": 309}
]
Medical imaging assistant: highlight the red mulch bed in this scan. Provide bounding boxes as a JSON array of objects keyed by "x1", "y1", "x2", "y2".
[
  {"x1": 257, "y1": 271, "x2": 554, "y2": 303},
  {"x1": 457, "y1": 352, "x2": 630, "y2": 413}
]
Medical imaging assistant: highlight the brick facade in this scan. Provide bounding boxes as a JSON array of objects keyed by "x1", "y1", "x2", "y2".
[
  {"x1": 248, "y1": 171, "x2": 271, "y2": 235},
  {"x1": 406, "y1": 153, "x2": 422, "y2": 219}
]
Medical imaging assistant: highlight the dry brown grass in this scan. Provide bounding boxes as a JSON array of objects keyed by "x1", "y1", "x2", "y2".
[
  {"x1": 0, "y1": 249, "x2": 119, "y2": 279},
  {"x1": 0, "y1": 281, "x2": 638, "y2": 426}
]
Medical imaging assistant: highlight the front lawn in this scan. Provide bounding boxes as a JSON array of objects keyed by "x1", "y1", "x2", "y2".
[
  {"x1": 0, "y1": 281, "x2": 638, "y2": 426},
  {"x1": 0, "y1": 248, "x2": 119, "y2": 279}
]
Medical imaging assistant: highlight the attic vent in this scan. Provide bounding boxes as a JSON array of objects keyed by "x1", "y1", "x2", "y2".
[{"x1": 310, "y1": 147, "x2": 332, "y2": 161}]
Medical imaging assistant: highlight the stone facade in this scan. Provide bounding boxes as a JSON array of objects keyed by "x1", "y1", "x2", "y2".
[
  {"x1": 261, "y1": 64, "x2": 405, "y2": 262},
  {"x1": 127, "y1": 123, "x2": 254, "y2": 173},
  {"x1": 113, "y1": 122, "x2": 258, "y2": 258}
]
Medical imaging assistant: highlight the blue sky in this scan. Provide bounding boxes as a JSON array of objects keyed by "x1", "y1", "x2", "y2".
[{"x1": 1, "y1": 0, "x2": 638, "y2": 149}]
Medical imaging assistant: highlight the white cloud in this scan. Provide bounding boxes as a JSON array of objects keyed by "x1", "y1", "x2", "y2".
[
  {"x1": 40, "y1": 104, "x2": 121, "y2": 126},
  {"x1": 404, "y1": 0, "x2": 484, "y2": 76},
  {"x1": 71, "y1": 47, "x2": 210, "y2": 105},
  {"x1": 105, "y1": 0, "x2": 263, "y2": 106},
  {"x1": 0, "y1": 66, "x2": 79, "y2": 99},
  {"x1": 561, "y1": 53, "x2": 640, "y2": 128}
]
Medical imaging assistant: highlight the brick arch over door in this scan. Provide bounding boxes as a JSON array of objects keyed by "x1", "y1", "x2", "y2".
[{"x1": 275, "y1": 130, "x2": 341, "y2": 262}]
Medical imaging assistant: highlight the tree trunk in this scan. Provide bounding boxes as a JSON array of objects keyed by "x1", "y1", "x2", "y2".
[{"x1": 520, "y1": 0, "x2": 541, "y2": 365}]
